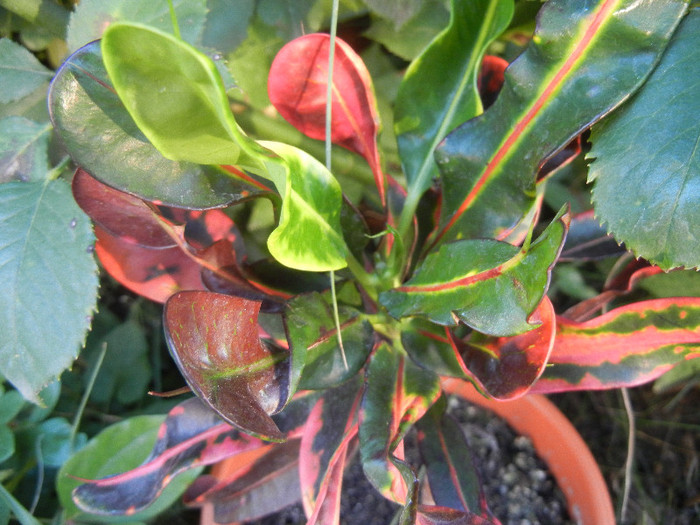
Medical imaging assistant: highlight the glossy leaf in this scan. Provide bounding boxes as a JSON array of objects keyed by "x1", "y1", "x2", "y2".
[
  {"x1": 285, "y1": 288, "x2": 373, "y2": 391},
  {"x1": 48, "y1": 40, "x2": 256, "y2": 208},
  {"x1": 449, "y1": 296, "x2": 556, "y2": 399},
  {"x1": 381, "y1": 207, "x2": 569, "y2": 336},
  {"x1": 63, "y1": 400, "x2": 242, "y2": 518},
  {"x1": 394, "y1": 0, "x2": 513, "y2": 217},
  {"x1": 360, "y1": 343, "x2": 441, "y2": 504},
  {"x1": 268, "y1": 33, "x2": 386, "y2": 204},
  {"x1": 299, "y1": 378, "x2": 363, "y2": 522},
  {"x1": 164, "y1": 291, "x2": 289, "y2": 441},
  {"x1": 258, "y1": 141, "x2": 348, "y2": 272},
  {"x1": 532, "y1": 298, "x2": 700, "y2": 393},
  {"x1": 415, "y1": 397, "x2": 487, "y2": 516},
  {"x1": 0, "y1": 180, "x2": 98, "y2": 403},
  {"x1": 0, "y1": 117, "x2": 51, "y2": 183},
  {"x1": 434, "y1": 0, "x2": 689, "y2": 244},
  {"x1": 101, "y1": 22, "x2": 265, "y2": 167},
  {"x1": 588, "y1": 8, "x2": 700, "y2": 270}
]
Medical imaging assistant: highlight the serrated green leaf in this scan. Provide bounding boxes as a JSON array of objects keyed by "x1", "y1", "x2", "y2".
[
  {"x1": 48, "y1": 41, "x2": 257, "y2": 208},
  {"x1": 381, "y1": 207, "x2": 569, "y2": 336},
  {"x1": 395, "y1": 0, "x2": 513, "y2": 234},
  {"x1": 0, "y1": 38, "x2": 53, "y2": 104},
  {"x1": 434, "y1": 0, "x2": 688, "y2": 244},
  {"x1": 0, "y1": 180, "x2": 98, "y2": 403},
  {"x1": 66, "y1": 0, "x2": 207, "y2": 52},
  {"x1": 0, "y1": 117, "x2": 51, "y2": 183},
  {"x1": 56, "y1": 415, "x2": 202, "y2": 523},
  {"x1": 588, "y1": 8, "x2": 700, "y2": 270}
]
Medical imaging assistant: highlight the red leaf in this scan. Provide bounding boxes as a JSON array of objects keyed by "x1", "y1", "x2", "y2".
[
  {"x1": 448, "y1": 297, "x2": 557, "y2": 399},
  {"x1": 533, "y1": 298, "x2": 700, "y2": 393},
  {"x1": 268, "y1": 33, "x2": 386, "y2": 205},
  {"x1": 164, "y1": 291, "x2": 289, "y2": 441}
]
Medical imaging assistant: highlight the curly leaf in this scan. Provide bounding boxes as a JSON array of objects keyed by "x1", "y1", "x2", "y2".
[
  {"x1": 268, "y1": 33, "x2": 386, "y2": 204},
  {"x1": 381, "y1": 207, "x2": 569, "y2": 336},
  {"x1": 532, "y1": 298, "x2": 700, "y2": 393},
  {"x1": 588, "y1": 8, "x2": 700, "y2": 270},
  {"x1": 68, "y1": 399, "x2": 254, "y2": 516},
  {"x1": 48, "y1": 41, "x2": 257, "y2": 208},
  {"x1": 434, "y1": 0, "x2": 689, "y2": 244},
  {"x1": 164, "y1": 291, "x2": 290, "y2": 441},
  {"x1": 394, "y1": 0, "x2": 513, "y2": 211},
  {"x1": 360, "y1": 344, "x2": 441, "y2": 504}
]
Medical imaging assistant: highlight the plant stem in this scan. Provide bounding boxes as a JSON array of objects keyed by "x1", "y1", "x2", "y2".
[
  {"x1": 69, "y1": 342, "x2": 107, "y2": 450},
  {"x1": 620, "y1": 387, "x2": 635, "y2": 523},
  {"x1": 167, "y1": 0, "x2": 181, "y2": 39}
]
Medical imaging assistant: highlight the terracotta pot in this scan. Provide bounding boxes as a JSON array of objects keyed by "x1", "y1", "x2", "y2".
[{"x1": 441, "y1": 377, "x2": 615, "y2": 525}]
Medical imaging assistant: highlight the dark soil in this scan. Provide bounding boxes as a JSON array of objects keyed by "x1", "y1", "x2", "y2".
[{"x1": 248, "y1": 396, "x2": 573, "y2": 525}]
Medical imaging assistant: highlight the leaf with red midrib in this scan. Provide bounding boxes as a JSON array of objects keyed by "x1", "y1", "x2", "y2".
[{"x1": 268, "y1": 33, "x2": 386, "y2": 205}]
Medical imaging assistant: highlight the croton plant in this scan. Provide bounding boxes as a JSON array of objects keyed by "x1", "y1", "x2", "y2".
[{"x1": 42, "y1": 0, "x2": 699, "y2": 523}]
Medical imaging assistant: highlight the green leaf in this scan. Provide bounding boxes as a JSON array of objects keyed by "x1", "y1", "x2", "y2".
[
  {"x1": 532, "y1": 298, "x2": 700, "y2": 393},
  {"x1": 394, "y1": 0, "x2": 513, "y2": 232},
  {"x1": 259, "y1": 141, "x2": 348, "y2": 272},
  {"x1": 201, "y1": 0, "x2": 255, "y2": 52},
  {"x1": 0, "y1": 425, "x2": 14, "y2": 463},
  {"x1": 0, "y1": 38, "x2": 52, "y2": 104},
  {"x1": 380, "y1": 207, "x2": 569, "y2": 336},
  {"x1": 434, "y1": 0, "x2": 689, "y2": 244},
  {"x1": 0, "y1": 484, "x2": 41, "y2": 525},
  {"x1": 0, "y1": 180, "x2": 98, "y2": 403},
  {"x1": 48, "y1": 41, "x2": 257, "y2": 208},
  {"x1": 66, "y1": 0, "x2": 207, "y2": 52},
  {"x1": 0, "y1": 117, "x2": 51, "y2": 183},
  {"x1": 101, "y1": 22, "x2": 266, "y2": 168},
  {"x1": 56, "y1": 415, "x2": 202, "y2": 522},
  {"x1": 588, "y1": 8, "x2": 700, "y2": 270}
]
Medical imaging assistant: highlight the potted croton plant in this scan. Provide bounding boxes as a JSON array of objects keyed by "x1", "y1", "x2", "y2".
[{"x1": 46, "y1": 0, "x2": 699, "y2": 523}]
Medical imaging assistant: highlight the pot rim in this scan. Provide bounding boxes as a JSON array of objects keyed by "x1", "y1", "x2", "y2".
[{"x1": 441, "y1": 377, "x2": 615, "y2": 525}]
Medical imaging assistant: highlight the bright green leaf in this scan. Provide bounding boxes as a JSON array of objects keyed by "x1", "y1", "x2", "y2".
[
  {"x1": 56, "y1": 415, "x2": 202, "y2": 523},
  {"x1": 0, "y1": 180, "x2": 98, "y2": 403},
  {"x1": 0, "y1": 117, "x2": 51, "y2": 183},
  {"x1": 67, "y1": 0, "x2": 207, "y2": 52},
  {"x1": 0, "y1": 38, "x2": 52, "y2": 104},
  {"x1": 588, "y1": 8, "x2": 700, "y2": 270}
]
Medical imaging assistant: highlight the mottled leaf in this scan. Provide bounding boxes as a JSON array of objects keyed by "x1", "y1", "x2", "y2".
[
  {"x1": 381, "y1": 207, "x2": 569, "y2": 336},
  {"x1": 0, "y1": 180, "x2": 98, "y2": 403},
  {"x1": 268, "y1": 33, "x2": 386, "y2": 204},
  {"x1": 164, "y1": 291, "x2": 289, "y2": 441},
  {"x1": 434, "y1": 0, "x2": 688, "y2": 244},
  {"x1": 360, "y1": 343, "x2": 441, "y2": 503},
  {"x1": 48, "y1": 40, "x2": 256, "y2": 208},
  {"x1": 394, "y1": 0, "x2": 513, "y2": 233},
  {"x1": 532, "y1": 298, "x2": 700, "y2": 393},
  {"x1": 588, "y1": 8, "x2": 700, "y2": 270}
]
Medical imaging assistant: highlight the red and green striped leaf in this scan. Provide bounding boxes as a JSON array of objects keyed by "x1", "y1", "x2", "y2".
[
  {"x1": 72, "y1": 398, "x2": 259, "y2": 515},
  {"x1": 164, "y1": 291, "x2": 290, "y2": 441},
  {"x1": 433, "y1": 0, "x2": 688, "y2": 244},
  {"x1": 532, "y1": 298, "x2": 700, "y2": 393},
  {"x1": 268, "y1": 33, "x2": 386, "y2": 205},
  {"x1": 380, "y1": 206, "x2": 569, "y2": 336},
  {"x1": 449, "y1": 296, "x2": 557, "y2": 399},
  {"x1": 299, "y1": 378, "x2": 363, "y2": 523},
  {"x1": 359, "y1": 343, "x2": 441, "y2": 504}
]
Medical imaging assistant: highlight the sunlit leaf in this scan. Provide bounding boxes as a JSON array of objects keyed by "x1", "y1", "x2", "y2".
[
  {"x1": 532, "y1": 298, "x2": 700, "y2": 393},
  {"x1": 434, "y1": 0, "x2": 688, "y2": 244},
  {"x1": 164, "y1": 291, "x2": 290, "y2": 441},
  {"x1": 588, "y1": 8, "x2": 700, "y2": 270},
  {"x1": 268, "y1": 33, "x2": 386, "y2": 204}
]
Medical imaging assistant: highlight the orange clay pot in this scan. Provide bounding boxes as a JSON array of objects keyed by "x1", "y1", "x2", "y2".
[{"x1": 441, "y1": 377, "x2": 615, "y2": 525}]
